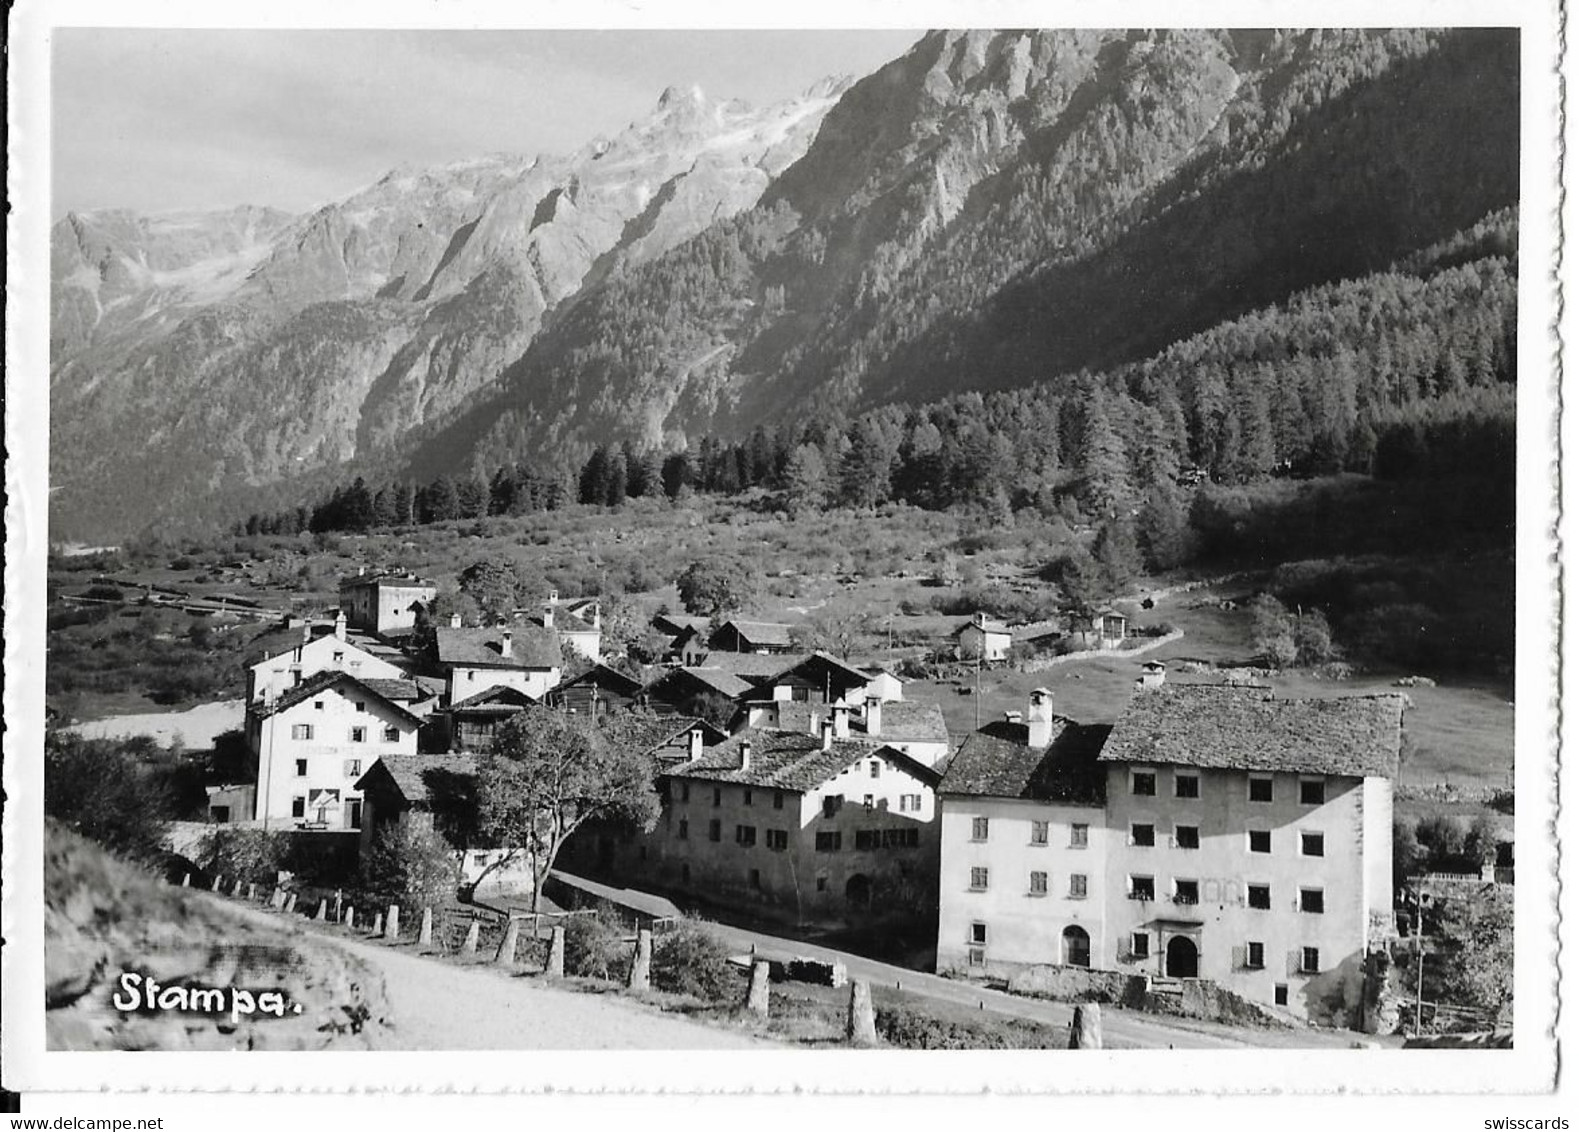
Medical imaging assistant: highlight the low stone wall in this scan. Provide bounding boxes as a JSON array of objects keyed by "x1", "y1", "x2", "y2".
[
  {"x1": 1016, "y1": 629, "x2": 1185, "y2": 673},
  {"x1": 1005, "y1": 964, "x2": 1149, "y2": 1005}
]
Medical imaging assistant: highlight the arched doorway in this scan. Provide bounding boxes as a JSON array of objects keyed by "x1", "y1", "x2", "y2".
[
  {"x1": 1165, "y1": 935, "x2": 1199, "y2": 978},
  {"x1": 1061, "y1": 925, "x2": 1091, "y2": 968},
  {"x1": 845, "y1": 874, "x2": 872, "y2": 908}
]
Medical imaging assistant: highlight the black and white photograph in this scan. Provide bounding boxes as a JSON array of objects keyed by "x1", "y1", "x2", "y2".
[{"x1": 2, "y1": 0, "x2": 1567, "y2": 1120}]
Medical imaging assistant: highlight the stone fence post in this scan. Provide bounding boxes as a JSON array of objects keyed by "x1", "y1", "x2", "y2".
[
  {"x1": 745, "y1": 960, "x2": 771, "y2": 1017},
  {"x1": 628, "y1": 928, "x2": 652, "y2": 992},
  {"x1": 845, "y1": 980, "x2": 877, "y2": 1045}
]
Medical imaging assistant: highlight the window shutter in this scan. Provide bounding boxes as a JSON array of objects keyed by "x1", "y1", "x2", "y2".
[
  {"x1": 1286, "y1": 949, "x2": 1302, "y2": 976},
  {"x1": 1203, "y1": 879, "x2": 1221, "y2": 903},
  {"x1": 1230, "y1": 944, "x2": 1246, "y2": 970}
]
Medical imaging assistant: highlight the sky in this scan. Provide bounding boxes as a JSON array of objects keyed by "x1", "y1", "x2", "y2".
[{"x1": 51, "y1": 28, "x2": 923, "y2": 218}]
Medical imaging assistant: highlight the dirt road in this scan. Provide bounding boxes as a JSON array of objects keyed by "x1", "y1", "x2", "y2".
[{"x1": 331, "y1": 935, "x2": 771, "y2": 1050}]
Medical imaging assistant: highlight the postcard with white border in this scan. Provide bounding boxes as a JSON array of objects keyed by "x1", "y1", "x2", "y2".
[{"x1": 2, "y1": 0, "x2": 1565, "y2": 1107}]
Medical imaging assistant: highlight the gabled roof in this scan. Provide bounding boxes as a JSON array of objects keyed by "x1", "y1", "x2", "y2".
[
  {"x1": 434, "y1": 623, "x2": 562, "y2": 669},
  {"x1": 953, "y1": 614, "x2": 1011, "y2": 637},
  {"x1": 528, "y1": 607, "x2": 600, "y2": 634},
  {"x1": 1098, "y1": 685, "x2": 1407, "y2": 778},
  {"x1": 447, "y1": 685, "x2": 540, "y2": 713},
  {"x1": 552, "y1": 663, "x2": 646, "y2": 697},
  {"x1": 652, "y1": 613, "x2": 710, "y2": 637},
  {"x1": 647, "y1": 667, "x2": 755, "y2": 700},
  {"x1": 256, "y1": 670, "x2": 423, "y2": 724},
  {"x1": 359, "y1": 678, "x2": 425, "y2": 702},
  {"x1": 762, "y1": 650, "x2": 871, "y2": 689},
  {"x1": 939, "y1": 718, "x2": 1109, "y2": 804},
  {"x1": 624, "y1": 714, "x2": 725, "y2": 757},
  {"x1": 711, "y1": 620, "x2": 795, "y2": 648},
  {"x1": 666, "y1": 729, "x2": 941, "y2": 792},
  {"x1": 864, "y1": 701, "x2": 950, "y2": 744},
  {"x1": 355, "y1": 753, "x2": 477, "y2": 807}
]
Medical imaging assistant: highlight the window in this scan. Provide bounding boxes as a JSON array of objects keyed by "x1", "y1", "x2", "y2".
[
  {"x1": 1301, "y1": 831, "x2": 1326, "y2": 857},
  {"x1": 749, "y1": 869, "x2": 762, "y2": 890},
  {"x1": 863, "y1": 794, "x2": 874, "y2": 810},
  {"x1": 291, "y1": 723, "x2": 313, "y2": 741},
  {"x1": 971, "y1": 817, "x2": 990, "y2": 841},
  {"x1": 1274, "y1": 984, "x2": 1289, "y2": 1006},
  {"x1": 854, "y1": 830, "x2": 877, "y2": 851},
  {"x1": 713, "y1": 787, "x2": 722, "y2": 808},
  {"x1": 1068, "y1": 873, "x2": 1088, "y2": 899},
  {"x1": 350, "y1": 726, "x2": 367, "y2": 743},
  {"x1": 1246, "y1": 941, "x2": 1265, "y2": 969},
  {"x1": 382, "y1": 726, "x2": 400, "y2": 743},
  {"x1": 735, "y1": 825, "x2": 756, "y2": 847},
  {"x1": 294, "y1": 759, "x2": 308, "y2": 777},
  {"x1": 680, "y1": 783, "x2": 691, "y2": 803},
  {"x1": 1131, "y1": 932, "x2": 1150, "y2": 959},
  {"x1": 823, "y1": 795, "x2": 843, "y2": 818},
  {"x1": 1247, "y1": 884, "x2": 1272, "y2": 910},
  {"x1": 773, "y1": 791, "x2": 784, "y2": 810},
  {"x1": 1300, "y1": 888, "x2": 1325, "y2": 914},
  {"x1": 1175, "y1": 773, "x2": 1200, "y2": 799},
  {"x1": 742, "y1": 789, "x2": 753, "y2": 807},
  {"x1": 708, "y1": 819, "x2": 722, "y2": 843},
  {"x1": 354, "y1": 701, "x2": 366, "y2": 713},
  {"x1": 900, "y1": 794, "x2": 922, "y2": 813},
  {"x1": 1248, "y1": 829, "x2": 1271, "y2": 854},
  {"x1": 291, "y1": 797, "x2": 306, "y2": 818},
  {"x1": 1175, "y1": 825, "x2": 1200, "y2": 850},
  {"x1": 1070, "y1": 823, "x2": 1089, "y2": 848},
  {"x1": 677, "y1": 820, "x2": 689, "y2": 840},
  {"x1": 1300, "y1": 947, "x2": 1322, "y2": 974},
  {"x1": 815, "y1": 831, "x2": 842, "y2": 852},
  {"x1": 1300, "y1": 778, "x2": 1326, "y2": 806},
  {"x1": 969, "y1": 867, "x2": 990, "y2": 891},
  {"x1": 766, "y1": 829, "x2": 788, "y2": 851},
  {"x1": 1030, "y1": 820, "x2": 1049, "y2": 846},
  {"x1": 1029, "y1": 871, "x2": 1048, "y2": 896},
  {"x1": 313, "y1": 700, "x2": 324, "y2": 711},
  {"x1": 1173, "y1": 879, "x2": 1199, "y2": 905},
  {"x1": 343, "y1": 759, "x2": 361, "y2": 777},
  {"x1": 1130, "y1": 823, "x2": 1155, "y2": 847},
  {"x1": 333, "y1": 651, "x2": 345, "y2": 663},
  {"x1": 1131, "y1": 771, "x2": 1156, "y2": 796},
  {"x1": 1128, "y1": 875, "x2": 1155, "y2": 901},
  {"x1": 1249, "y1": 776, "x2": 1273, "y2": 803},
  {"x1": 968, "y1": 921, "x2": 988, "y2": 946},
  {"x1": 870, "y1": 760, "x2": 882, "y2": 778}
]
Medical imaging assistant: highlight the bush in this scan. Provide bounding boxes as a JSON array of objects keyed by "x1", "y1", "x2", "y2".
[
  {"x1": 875, "y1": 1003, "x2": 1059, "y2": 1049},
  {"x1": 562, "y1": 912, "x2": 630, "y2": 981},
  {"x1": 650, "y1": 922, "x2": 738, "y2": 1002},
  {"x1": 194, "y1": 827, "x2": 292, "y2": 887},
  {"x1": 44, "y1": 731, "x2": 175, "y2": 865},
  {"x1": 358, "y1": 817, "x2": 461, "y2": 910}
]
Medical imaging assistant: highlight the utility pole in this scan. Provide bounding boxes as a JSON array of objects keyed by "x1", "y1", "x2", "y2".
[
  {"x1": 974, "y1": 658, "x2": 982, "y2": 730},
  {"x1": 1413, "y1": 883, "x2": 1428, "y2": 1037}
]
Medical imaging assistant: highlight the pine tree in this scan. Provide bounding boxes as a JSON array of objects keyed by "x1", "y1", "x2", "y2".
[
  {"x1": 783, "y1": 444, "x2": 830, "y2": 518},
  {"x1": 1080, "y1": 397, "x2": 1132, "y2": 518}
]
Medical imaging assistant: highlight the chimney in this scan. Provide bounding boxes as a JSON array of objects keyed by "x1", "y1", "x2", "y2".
[
  {"x1": 450, "y1": 612, "x2": 463, "y2": 629},
  {"x1": 334, "y1": 609, "x2": 347, "y2": 642},
  {"x1": 500, "y1": 628, "x2": 513, "y2": 660},
  {"x1": 832, "y1": 703, "x2": 850, "y2": 740},
  {"x1": 740, "y1": 739, "x2": 753, "y2": 771},
  {"x1": 301, "y1": 622, "x2": 312, "y2": 645},
  {"x1": 820, "y1": 719, "x2": 834, "y2": 751},
  {"x1": 543, "y1": 602, "x2": 555, "y2": 630},
  {"x1": 1027, "y1": 687, "x2": 1054, "y2": 748},
  {"x1": 865, "y1": 695, "x2": 882, "y2": 737},
  {"x1": 358, "y1": 565, "x2": 366, "y2": 577},
  {"x1": 549, "y1": 589, "x2": 559, "y2": 604},
  {"x1": 1004, "y1": 710, "x2": 1023, "y2": 724},
  {"x1": 1139, "y1": 662, "x2": 1167, "y2": 689},
  {"x1": 688, "y1": 727, "x2": 704, "y2": 761},
  {"x1": 592, "y1": 601, "x2": 601, "y2": 630}
]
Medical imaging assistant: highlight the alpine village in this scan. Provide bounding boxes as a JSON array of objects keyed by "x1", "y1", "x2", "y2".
[{"x1": 45, "y1": 29, "x2": 1516, "y2": 1052}]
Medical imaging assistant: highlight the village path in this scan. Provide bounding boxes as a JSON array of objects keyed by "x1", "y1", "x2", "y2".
[
  {"x1": 330, "y1": 933, "x2": 773, "y2": 1050},
  {"x1": 546, "y1": 872, "x2": 1350, "y2": 1050}
]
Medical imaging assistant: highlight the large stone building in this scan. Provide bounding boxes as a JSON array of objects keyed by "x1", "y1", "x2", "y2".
[
  {"x1": 338, "y1": 570, "x2": 436, "y2": 636},
  {"x1": 935, "y1": 679, "x2": 1405, "y2": 1022},
  {"x1": 246, "y1": 614, "x2": 407, "y2": 704},
  {"x1": 430, "y1": 621, "x2": 563, "y2": 703}
]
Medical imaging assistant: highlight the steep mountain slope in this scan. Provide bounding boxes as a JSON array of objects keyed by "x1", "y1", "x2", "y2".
[
  {"x1": 417, "y1": 27, "x2": 1516, "y2": 480},
  {"x1": 49, "y1": 81, "x2": 849, "y2": 540}
]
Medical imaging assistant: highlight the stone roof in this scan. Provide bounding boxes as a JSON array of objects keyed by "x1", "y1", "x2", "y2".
[
  {"x1": 357, "y1": 753, "x2": 476, "y2": 806},
  {"x1": 651, "y1": 667, "x2": 755, "y2": 699},
  {"x1": 258, "y1": 670, "x2": 423, "y2": 724},
  {"x1": 865, "y1": 701, "x2": 950, "y2": 744},
  {"x1": 692, "y1": 652, "x2": 804, "y2": 679},
  {"x1": 1098, "y1": 685, "x2": 1406, "y2": 778},
  {"x1": 358, "y1": 678, "x2": 425, "y2": 702},
  {"x1": 339, "y1": 571, "x2": 433, "y2": 591},
  {"x1": 939, "y1": 718, "x2": 1109, "y2": 804},
  {"x1": 953, "y1": 614, "x2": 1011, "y2": 636},
  {"x1": 665, "y1": 729, "x2": 940, "y2": 792},
  {"x1": 713, "y1": 620, "x2": 795, "y2": 648},
  {"x1": 552, "y1": 663, "x2": 646, "y2": 697},
  {"x1": 447, "y1": 685, "x2": 539, "y2": 713},
  {"x1": 434, "y1": 623, "x2": 562, "y2": 669}
]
